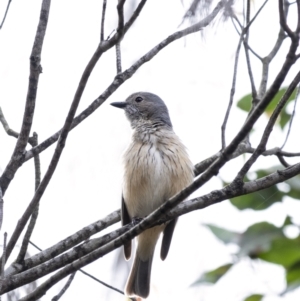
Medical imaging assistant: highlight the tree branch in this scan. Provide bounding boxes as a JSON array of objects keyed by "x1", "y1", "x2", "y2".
[
  {"x1": 0, "y1": 0, "x2": 12, "y2": 29},
  {"x1": 235, "y1": 70, "x2": 300, "y2": 180},
  {"x1": 0, "y1": 0, "x2": 51, "y2": 195},
  {"x1": 15, "y1": 133, "x2": 41, "y2": 264},
  {"x1": 51, "y1": 272, "x2": 76, "y2": 301},
  {"x1": 5, "y1": 210, "x2": 121, "y2": 277},
  {"x1": 100, "y1": 0, "x2": 107, "y2": 41},
  {"x1": 2, "y1": 0, "x2": 128, "y2": 264},
  {"x1": 4, "y1": 162, "x2": 300, "y2": 298},
  {"x1": 24, "y1": 1, "x2": 223, "y2": 162}
]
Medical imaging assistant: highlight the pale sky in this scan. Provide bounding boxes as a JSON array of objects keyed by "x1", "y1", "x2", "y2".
[{"x1": 1, "y1": 0, "x2": 300, "y2": 300}]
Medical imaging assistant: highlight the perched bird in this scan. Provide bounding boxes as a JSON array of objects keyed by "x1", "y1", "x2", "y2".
[{"x1": 111, "y1": 92, "x2": 194, "y2": 299}]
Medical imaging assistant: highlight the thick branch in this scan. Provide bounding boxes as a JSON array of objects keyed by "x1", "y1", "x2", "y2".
[{"x1": 3, "y1": 162, "x2": 300, "y2": 297}]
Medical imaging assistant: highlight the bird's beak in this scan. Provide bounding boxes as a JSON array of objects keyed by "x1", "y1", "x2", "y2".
[{"x1": 110, "y1": 102, "x2": 127, "y2": 109}]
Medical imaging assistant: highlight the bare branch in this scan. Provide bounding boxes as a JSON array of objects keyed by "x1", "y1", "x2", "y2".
[
  {"x1": 124, "y1": 0, "x2": 147, "y2": 33},
  {"x1": 0, "y1": 187, "x2": 3, "y2": 232},
  {"x1": 1, "y1": 233, "x2": 7, "y2": 277},
  {"x1": 279, "y1": 0, "x2": 294, "y2": 37},
  {"x1": 116, "y1": 42, "x2": 122, "y2": 73},
  {"x1": 5, "y1": 210, "x2": 120, "y2": 277},
  {"x1": 231, "y1": 16, "x2": 262, "y2": 61},
  {"x1": 0, "y1": 0, "x2": 51, "y2": 195},
  {"x1": 10, "y1": 162, "x2": 300, "y2": 300},
  {"x1": 24, "y1": 1, "x2": 224, "y2": 162},
  {"x1": 0, "y1": 107, "x2": 19, "y2": 139},
  {"x1": 79, "y1": 269, "x2": 125, "y2": 297},
  {"x1": 281, "y1": 81, "x2": 300, "y2": 149},
  {"x1": 15, "y1": 133, "x2": 41, "y2": 264},
  {"x1": 2, "y1": 0, "x2": 128, "y2": 263},
  {"x1": 100, "y1": 0, "x2": 107, "y2": 41},
  {"x1": 235, "y1": 70, "x2": 300, "y2": 181},
  {"x1": 221, "y1": 25, "x2": 243, "y2": 149},
  {"x1": 51, "y1": 272, "x2": 76, "y2": 301},
  {"x1": 0, "y1": 0, "x2": 12, "y2": 29}
]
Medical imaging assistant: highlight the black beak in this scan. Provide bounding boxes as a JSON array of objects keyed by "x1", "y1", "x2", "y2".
[{"x1": 110, "y1": 102, "x2": 127, "y2": 109}]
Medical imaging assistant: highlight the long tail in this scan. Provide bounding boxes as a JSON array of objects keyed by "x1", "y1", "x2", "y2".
[
  {"x1": 125, "y1": 251, "x2": 154, "y2": 298},
  {"x1": 125, "y1": 226, "x2": 162, "y2": 298}
]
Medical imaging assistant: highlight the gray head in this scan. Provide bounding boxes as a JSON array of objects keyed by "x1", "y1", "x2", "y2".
[{"x1": 110, "y1": 92, "x2": 172, "y2": 128}]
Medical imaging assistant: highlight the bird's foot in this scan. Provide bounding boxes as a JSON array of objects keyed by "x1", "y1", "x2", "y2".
[{"x1": 132, "y1": 217, "x2": 143, "y2": 225}]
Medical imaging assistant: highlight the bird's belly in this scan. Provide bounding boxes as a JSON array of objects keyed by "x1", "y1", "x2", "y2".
[{"x1": 123, "y1": 144, "x2": 172, "y2": 219}]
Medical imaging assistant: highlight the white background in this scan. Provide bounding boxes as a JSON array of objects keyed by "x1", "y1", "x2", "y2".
[{"x1": 1, "y1": 0, "x2": 300, "y2": 300}]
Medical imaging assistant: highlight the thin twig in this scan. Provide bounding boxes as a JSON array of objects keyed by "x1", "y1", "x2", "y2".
[
  {"x1": 221, "y1": 0, "x2": 269, "y2": 148},
  {"x1": 0, "y1": 0, "x2": 51, "y2": 195},
  {"x1": 0, "y1": 187, "x2": 3, "y2": 232},
  {"x1": 231, "y1": 16, "x2": 262, "y2": 60},
  {"x1": 281, "y1": 83, "x2": 300, "y2": 149},
  {"x1": 5, "y1": 210, "x2": 120, "y2": 277},
  {"x1": 0, "y1": 0, "x2": 12, "y2": 29},
  {"x1": 279, "y1": 0, "x2": 294, "y2": 37},
  {"x1": 1, "y1": 233, "x2": 7, "y2": 277},
  {"x1": 30, "y1": 243, "x2": 136, "y2": 300},
  {"x1": 2, "y1": 0, "x2": 127, "y2": 263},
  {"x1": 243, "y1": 0, "x2": 257, "y2": 99},
  {"x1": 15, "y1": 133, "x2": 41, "y2": 264},
  {"x1": 235, "y1": 70, "x2": 300, "y2": 181},
  {"x1": 0, "y1": 0, "x2": 147, "y2": 196},
  {"x1": 0, "y1": 232, "x2": 7, "y2": 301},
  {"x1": 51, "y1": 272, "x2": 76, "y2": 301},
  {"x1": 116, "y1": 42, "x2": 122, "y2": 73},
  {"x1": 221, "y1": 31, "x2": 243, "y2": 149},
  {"x1": 100, "y1": 0, "x2": 107, "y2": 41},
  {"x1": 24, "y1": 1, "x2": 222, "y2": 163},
  {"x1": 79, "y1": 269, "x2": 124, "y2": 296},
  {"x1": 0, "y1": 107, "x2": 19, "y2": 139},
  {"x1": 124, "y1": 0, "x2": 147, "y2": 33}
]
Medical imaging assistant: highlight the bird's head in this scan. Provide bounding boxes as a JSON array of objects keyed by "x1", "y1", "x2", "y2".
[{"x1": 111, "y1": 92, "x2": 172, "y2": 129}]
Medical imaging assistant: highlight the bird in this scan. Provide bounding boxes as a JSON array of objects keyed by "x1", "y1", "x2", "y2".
[{"x1": 111, "y1": 92, "x2": 194, "y2": 299}]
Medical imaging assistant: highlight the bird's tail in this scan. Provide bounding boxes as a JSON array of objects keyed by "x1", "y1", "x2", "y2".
[{"x1": 125, "y1": 251, "x2": 154, "y2": 299}]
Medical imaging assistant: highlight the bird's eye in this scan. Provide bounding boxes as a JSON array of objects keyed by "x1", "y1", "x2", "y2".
[{"x1": 135, "y1": 96, "x2": 143, "y2": 103}]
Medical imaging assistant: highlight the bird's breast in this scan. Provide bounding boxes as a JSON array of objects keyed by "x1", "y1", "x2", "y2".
[{"x1": 122, "y1": 129, "x2": 194, "y2": 218}]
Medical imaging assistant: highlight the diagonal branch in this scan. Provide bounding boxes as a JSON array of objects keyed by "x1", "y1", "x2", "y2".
[
  {"x1": 0, "y1": 0, "x2": 12, "y2": 29},
  {"x1": 24, "y1": 0, "x2": 223, "y2": 163},
  {"x1": 2, "y1": 0, "x2": 128, "y2": 263},
  {"x1": 0, "y1": 0, "x2": 50, "y2": 195},
  {"x1": 15, "y1": 133, "x2": 41, "y2": 264},
  {"x1": 100, "y1": 0, "x2": 107, "y2": 41},
  {"x1": 235, "y1": 70, "x2": 300, "y2": 181},
  {"x1": 5, "y1": 162, "x2": 300, "y2": 298}
]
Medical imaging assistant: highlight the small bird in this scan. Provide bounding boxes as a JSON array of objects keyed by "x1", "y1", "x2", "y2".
[{"x1": 111, "y1": 92, "x2": 194, "y2": 299}]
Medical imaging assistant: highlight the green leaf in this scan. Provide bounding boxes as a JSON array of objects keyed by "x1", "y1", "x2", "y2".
[
  {"x1": 243, "y1": 294, "x2": 263, "y2": 301},
  {"x1": 191, "y1": 263, "x2": 233, "y2": 286},
  {"x1": 285, "y1": 261, "x2": 300, "y2": 293},
  {"x1": 258, "y1": 237, "x2": 300, "y2": 267},
  {"x1": 238, "y1": 222, "x2": 284, "y2": 258},
  {"x1": 230, "y1": 187, "x2": 284, "y2": 210},
  {"x1": 279, "y1": 109, "x2": 292, "y2": 129},
  {"x1": 237, "y1": 93, "x2": 252, "y2": 112},
  {"x1": 203, "y1": 224, "x2": 240, "y2": 244},
  {"x1": 236, "y1": 87, "x2": 296, "y2": 130},
  {"x1": 286, "y1": 175, "x2": 300, "y2": 200},
  {"x1": 282, "y1": 215, "x2": 293, "y2": 227}
]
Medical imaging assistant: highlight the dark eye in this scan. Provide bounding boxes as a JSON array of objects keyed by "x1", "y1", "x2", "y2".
[{"x1": 135, "y1": 96, "x2": 143, "y2": 103}]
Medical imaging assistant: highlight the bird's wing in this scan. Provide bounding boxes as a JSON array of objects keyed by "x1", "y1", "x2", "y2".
[
  {"x1": 160, "y1": 217, "x2": 178, "y2": 260},
  {"x1": 122, "y1": 194, "x2": 132, "y2": 260}
]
